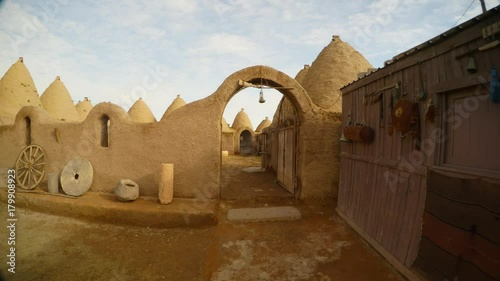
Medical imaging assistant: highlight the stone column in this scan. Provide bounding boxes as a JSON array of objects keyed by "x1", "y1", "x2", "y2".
[
  {"x1": 47, "y1": 173, "x2": 59, "y2": 194},
  {"x1": 159, "y1": 164, "x2": 173, "y2": 204}
]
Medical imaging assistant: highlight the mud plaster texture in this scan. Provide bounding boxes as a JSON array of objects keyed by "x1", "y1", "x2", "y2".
[
  {"x1": 300, "y1": 36, "x2": 373, "y2": 111},
  {"x1": 265, "y1": 36, "x2": 373, "y2": 199},
  {"x1": 40, "y1": 76, "x2": 80, "y2": 122},
  {"x1": 221, "y1": 132, "x2": 235, "y2": 155},
  {"x1": 0, "y1": 65, "x2": 340, "y2": 200},
  {"x1": 0, "y1": 58, "x2": 43, "y2": 125}
]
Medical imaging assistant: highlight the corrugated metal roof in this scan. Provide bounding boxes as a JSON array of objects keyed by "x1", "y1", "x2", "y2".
[{"x1": 341, "y1": 4, "x2": 500, "y2": 89}]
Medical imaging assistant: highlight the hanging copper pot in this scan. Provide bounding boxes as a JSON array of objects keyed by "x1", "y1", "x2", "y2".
[{"x1": 343, "y1": 123, "x2": 375, "y2": 143}]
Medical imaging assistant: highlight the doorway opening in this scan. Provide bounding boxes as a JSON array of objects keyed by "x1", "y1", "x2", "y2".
[
  {"x1": 239, "y1": 130, "x2": 253, "y2": 155},
  {"x1": 220, "y1": 87, "x2": 297, "y2": 200}
]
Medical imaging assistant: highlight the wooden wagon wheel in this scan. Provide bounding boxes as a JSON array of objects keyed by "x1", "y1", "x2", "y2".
[{"x1": 15, "y1": 144, "x2": 46, "y2": 190}]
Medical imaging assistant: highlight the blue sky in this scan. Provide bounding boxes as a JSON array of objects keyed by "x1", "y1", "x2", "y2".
[{"x1": 1, "y1": 0, "x2": 498, "y2": 127}]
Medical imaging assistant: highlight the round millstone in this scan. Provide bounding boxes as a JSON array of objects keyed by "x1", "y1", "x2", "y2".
[
  {"x1": 60, "y1": 158, "x2": 93, "y2": 197},
  {"x1": 115, "y1": 179, "x2": 139, "y2": 202}
]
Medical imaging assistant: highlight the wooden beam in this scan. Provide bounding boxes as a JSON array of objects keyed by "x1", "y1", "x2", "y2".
[
  {"x1": 340, "y1": 153, "x2": 426, "y2": 176},
  {"x1": 430, "y1": 73, "x2": 490, "y2": 94}
]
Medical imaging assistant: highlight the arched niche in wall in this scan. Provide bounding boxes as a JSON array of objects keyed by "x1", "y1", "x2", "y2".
[
  {"x1": 13, "y1": 106, "x2": 52, "y2": 146},
  {"x1": 24, "y1": 117, "x2": 31, "y2": 146},
  {"x1": 101, "y1": 115, "x2": 110, "y2": 147},
  {"x1": 84, "y1": 102, "x2": 132, "y2": 148}
]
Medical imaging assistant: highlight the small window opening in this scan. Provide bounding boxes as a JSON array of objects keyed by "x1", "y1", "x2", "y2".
[
  {"x1": 101, "y1": 115, "x2": 110, "y2": 147},
  {"x1": 25, "y1": 117, "x2": 31, "y2": 146}
]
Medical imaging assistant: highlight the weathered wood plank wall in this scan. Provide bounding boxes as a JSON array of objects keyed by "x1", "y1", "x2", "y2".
[{"x1": 339, "y1": 6, "x2": 500, "y2": 280}]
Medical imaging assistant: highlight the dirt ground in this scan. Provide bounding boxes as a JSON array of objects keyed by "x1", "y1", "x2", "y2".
[
  {"x1": 0, "y1": 156, "x2": 405, "y2": 281},
  {"x1": 221, "y1": 155, "x2": 293, "y2": 200}
]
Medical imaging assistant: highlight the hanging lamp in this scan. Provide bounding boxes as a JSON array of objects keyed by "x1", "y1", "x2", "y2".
[{"x1": 258, "y1": 76, "x2": 266, "y2": 103}]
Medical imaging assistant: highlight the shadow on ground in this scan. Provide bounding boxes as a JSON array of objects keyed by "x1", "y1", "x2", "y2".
[{"x1": 0, "y1": 156, "x2": 405, "y2": 281}]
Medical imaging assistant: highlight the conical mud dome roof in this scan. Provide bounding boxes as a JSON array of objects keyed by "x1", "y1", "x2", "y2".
[
  {"x1": 268, "y1": 64, "x2": 307, "y2": 128},
  {"x1": 294, "y1": 64, "x2": 310, "y2": 85},
  {"x1": 255, "y1": 117, "x2": 271, "y2": 133},
  {"x1": 40, "y1": 76, "x2": 79, "y2": 122},
  {"x1": 128, "y1": 98, "x2": 157, "y2": 123},
  {"x1": 162, "y1": 95, "x2": 186, "y2": 119},
  {"x1": 75, "y1": 97, "x2": 93, "y2": 121},
  {"x1": 231, "y1": 108, "x2": 253, "y2": 131},
  {"x1": 0, "y1": 57, "x2": 43, "y2": 124},
  {"x1": 301, "y1": 35, "x2": 372, "y2": 111},
  {"x1": 221, "y1": 117, "x2": 233, "y2": 133}
]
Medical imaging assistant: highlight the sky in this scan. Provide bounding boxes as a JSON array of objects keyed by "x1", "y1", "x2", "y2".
[{"x1": 0, "y1": 0, "x2": 499, "y2": 127}]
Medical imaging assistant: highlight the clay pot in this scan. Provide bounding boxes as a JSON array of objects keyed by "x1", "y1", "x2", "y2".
[{"x1": 115, "y1": 179, "x2": 139, "y2": 202}]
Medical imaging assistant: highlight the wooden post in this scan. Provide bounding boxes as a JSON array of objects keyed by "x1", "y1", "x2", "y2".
[{"x1": 480, "y1": 0, "x2": 487, "y2": 13}]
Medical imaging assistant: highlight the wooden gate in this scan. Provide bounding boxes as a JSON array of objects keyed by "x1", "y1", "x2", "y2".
[{"x1": 277, "y1": 126, "x2": 296, "y2": 194}]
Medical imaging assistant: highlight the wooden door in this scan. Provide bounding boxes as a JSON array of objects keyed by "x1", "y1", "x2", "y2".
[{"x1": 277, "y1": 126, "x2": 296, "y2": 194}]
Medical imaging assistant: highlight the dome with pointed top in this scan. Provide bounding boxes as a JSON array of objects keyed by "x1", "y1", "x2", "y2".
[
  {"x1": 221, "y1": 117, "x2": 233, "y2": 133},
  {"x1": 162, "y1": 95, "x2": 186, "y2": 119},
  {"x1": 255, "y1": 117, "x2": 271, "y2": 133},
  {"x1": 0, "y1": 57, "x2": 43, "y2": 124},
  {"x1": 231, "y1": 108, "x2": 253, "y2": 131},
  {"x1": 301, "y1": 35, "x2": 372, "y2": 111},
  {"x1": 294, "y1": 64, "x2": 310, "y2": 85},
  {"x1": 40, "y1": 76, "x2": 79, "y2": 122},
  {"x1": 75, "y1": 97, "x2": 93, "y2": 121},
  {"x1": 128, "y1": 98, "x2": 157, "y2": 123}
]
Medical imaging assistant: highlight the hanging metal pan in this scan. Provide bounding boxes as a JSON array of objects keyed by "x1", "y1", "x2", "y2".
[{"x1": 392, "y1": 99, "x2": 414, "y2": 134}]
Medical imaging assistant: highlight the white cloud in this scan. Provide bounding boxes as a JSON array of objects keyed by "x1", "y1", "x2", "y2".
[
  {"x1": 163, "y1": 1, "x2": 198, "y2": 14},
  {"x1": 1, "y1": 0, "x2": 498, "y2": 123},
  {"x1": 190, "y1": 33, "x2": 260, "y2": 57}
]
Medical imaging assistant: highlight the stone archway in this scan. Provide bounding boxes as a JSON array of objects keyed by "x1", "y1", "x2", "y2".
[
  {"x1": 157, "y1": 65, "x2": 337, "y2": 200},
  {"x1": 214, "y1": 65, "x2": 313, "y2": 124},
  {"x1": 213, "y1": 65, "x2": 315, "y2": 198}
]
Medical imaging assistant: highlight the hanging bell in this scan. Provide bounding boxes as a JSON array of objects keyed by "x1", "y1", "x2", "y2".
[
  {"x1": 467, "y1": 56, "x2": 477, "y2": 73},
  {"x1": 339, "y1": 132, "x2": 351, "y2": 142},
  {"x1": 258, "y1": 89, "x2": 266, "y2": 103}
]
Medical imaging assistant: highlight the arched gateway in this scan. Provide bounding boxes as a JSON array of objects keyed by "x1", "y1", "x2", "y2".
[{"x1": 212, "y1": 65, "x2": 315, "y2": 198}]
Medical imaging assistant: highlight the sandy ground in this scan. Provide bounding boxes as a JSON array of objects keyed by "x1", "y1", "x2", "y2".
[
  {"x1": 0, "y1": 156, "x2": 405, "y2": 281},
  {"x1": 221, "y1": 155, "x2": 293, "y2": 200}
]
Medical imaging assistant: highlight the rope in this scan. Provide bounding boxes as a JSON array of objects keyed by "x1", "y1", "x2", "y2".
[
  {"x1": 451, "y1": 0, "x2": 476, "y2": 28},
  {"x1": 327, "y1": 91, "x2": 342, "y2": 109}
]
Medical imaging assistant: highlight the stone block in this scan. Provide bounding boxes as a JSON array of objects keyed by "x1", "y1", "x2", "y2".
[{"x1": 159, "y1": 164, "x2": 173, "y2": 204}]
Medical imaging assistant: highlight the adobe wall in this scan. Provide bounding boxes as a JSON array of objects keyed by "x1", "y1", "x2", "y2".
[
  {"x1": 0, "y1": 101, "x2": 221, "y2": 199},
  {"x1": 221, "y1": 132, "x2": 234, "y2": 154},
  {"x1": 213, "y1": 66, "x2": 341, "y2": 199},
  {"x1": 1, "y1": 65, "x2": 342, "y2": 200},
  {"x1": 297, "y1": 113, "x2": 342, "y2": 199}
]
